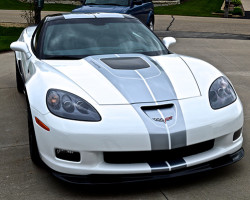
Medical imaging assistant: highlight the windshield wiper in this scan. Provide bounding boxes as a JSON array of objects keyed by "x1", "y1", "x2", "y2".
[
  {"x1": 45, "y1": 55, "x2": 81, "y2": 60},
  {"x1": 102, "y1": 3, "x2": 123, "y2": 6},
  {"x1": 85, "y1": 3, "x2": 99, "y2": 5}
]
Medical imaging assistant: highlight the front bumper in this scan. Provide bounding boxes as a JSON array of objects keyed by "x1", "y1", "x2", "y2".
[
  {"x1": 51, "y1": 148, "x2": 244, "y2": 184},
  {"x1": 31, "y1": 97, "x2": 243, "y2": 176}
]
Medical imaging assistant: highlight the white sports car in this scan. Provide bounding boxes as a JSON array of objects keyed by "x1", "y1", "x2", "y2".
[{"x1": 10, "y1": 13, "x2": 244, "y2": 184}]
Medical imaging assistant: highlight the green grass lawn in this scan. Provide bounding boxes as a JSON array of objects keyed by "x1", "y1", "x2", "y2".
[
  {"x1": 0, "y1": 0, "x2": 76, "y2": 11},
  {"x1": 1, "y1": 0, "x2": 224, "y2": 16},
  {"x1": 0, "y1": 26, "x2": 24, "y2": 52},
  {"x1": 154, "y1": 0, "x2": 224, "y2": 17}
]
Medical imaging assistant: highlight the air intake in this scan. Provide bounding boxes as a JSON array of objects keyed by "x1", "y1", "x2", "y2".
[{"x1": 101, "y1": 57, "x2": 150, "y2": 70}]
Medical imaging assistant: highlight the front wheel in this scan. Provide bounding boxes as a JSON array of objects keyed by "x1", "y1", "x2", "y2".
[
  {"x1": 15, "y1": 57, "x2": 24, "y2": 93},
  {"x1": 27, "y1": 98, "x2": 43, "y2": 166}
]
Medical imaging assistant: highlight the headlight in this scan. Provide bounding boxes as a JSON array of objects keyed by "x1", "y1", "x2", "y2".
[
  {"x1": 46, "y1": 89, "x2": 101, "y2": 121},
  {"x1": 209, "y1": 76, "x2": 237, "y2": 109}
]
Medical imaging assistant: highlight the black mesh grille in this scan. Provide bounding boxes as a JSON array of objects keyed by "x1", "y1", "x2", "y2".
[{"x1": 104, "y1": 140, "x2": 214, "y2": 164}]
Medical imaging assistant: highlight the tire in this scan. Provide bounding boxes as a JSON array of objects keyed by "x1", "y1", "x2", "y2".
[
  {"x1": 27, "y1": 98, "x2": 43, "y2": 166},
  {"x1": 148, "y1": 18, "x2": 154, "y2": 31},
  {"x1": 15, "y1": 57, "x2": 24, "y2": 93}
]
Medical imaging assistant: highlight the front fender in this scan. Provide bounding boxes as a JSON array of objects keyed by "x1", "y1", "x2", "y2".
[{"x1": 25, "y1": 60, "x2": 97, "y2": 115}]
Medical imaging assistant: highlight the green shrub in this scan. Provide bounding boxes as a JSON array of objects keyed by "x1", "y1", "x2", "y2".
[
  {"x1": 231, "y1": 0, "x2": 242, "y2": 6},
  {"x1": 232, "y1": 7, "x2": 243, "y2": 15},
  {"x1": 216, "y1": 10, "x2": 224, "y2": 13}
]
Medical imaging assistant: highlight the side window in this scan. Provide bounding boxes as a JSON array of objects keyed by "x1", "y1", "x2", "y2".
[{"x1": 33, "y1": 26, "x2": 41, "y2": 51}]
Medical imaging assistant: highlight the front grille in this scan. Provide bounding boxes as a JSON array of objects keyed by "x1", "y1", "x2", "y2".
[{"x1": 104, "y1": 139, "x2": 214, "y2": 164}]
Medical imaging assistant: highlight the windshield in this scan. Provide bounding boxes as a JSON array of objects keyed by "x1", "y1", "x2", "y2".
[
  {"x1": 41, "y1": 18, "x2": 168, "y2": 59},
  {"x1": 85, "y1": 0, "x2": 130, "y2": 6}
]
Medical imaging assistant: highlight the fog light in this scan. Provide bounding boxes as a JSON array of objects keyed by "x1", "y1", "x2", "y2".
[
  {"x1": 233, "y1": 128, "x2": 242, "y2": 141},
  {"x1": 55, "y1": 148, "x2": 80, "y2": 162}
]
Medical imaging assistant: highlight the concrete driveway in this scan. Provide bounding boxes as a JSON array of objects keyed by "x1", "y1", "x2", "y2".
[{"x1": 0, "y1": 37, "x2": 250, "y2": 199}]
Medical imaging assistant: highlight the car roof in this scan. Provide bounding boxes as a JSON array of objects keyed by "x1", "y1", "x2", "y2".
[{"x1": 45, "y1": 12, "x2": 135, "y2": 22}]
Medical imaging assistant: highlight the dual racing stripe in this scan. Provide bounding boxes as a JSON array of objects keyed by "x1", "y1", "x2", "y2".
[
  {"x1": 85, "y1": 54, "x2": 187, "y2": 151},
  {"x1": 148, "y1": 158, "x2": 187, "y2": 172}
]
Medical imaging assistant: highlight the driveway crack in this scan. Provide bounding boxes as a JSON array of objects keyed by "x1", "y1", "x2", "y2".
[
  {"x1": 160, "y1": 189, "x2": 168, "y2": 200},
  {"x1": 166, "y1": 15, "x2": 175, "y2": 31},
  {"x1": 0, "y1": 143, "x2": 28, "y2": 150}
]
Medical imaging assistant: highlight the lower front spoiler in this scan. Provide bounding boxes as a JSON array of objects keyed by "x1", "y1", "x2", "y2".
[{"x1": 51, "y1": 148, "x2": 244, "y2": 185}]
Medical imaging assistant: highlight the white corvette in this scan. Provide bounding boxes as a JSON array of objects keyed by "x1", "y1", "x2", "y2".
[{"x1": 10, "y1": 13, "x2": 244, "y2": 184}]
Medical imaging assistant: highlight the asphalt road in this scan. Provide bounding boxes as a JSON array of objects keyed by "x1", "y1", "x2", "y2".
[{"x1": 0, "y1": 37, "x2": 250, "y2": 199}]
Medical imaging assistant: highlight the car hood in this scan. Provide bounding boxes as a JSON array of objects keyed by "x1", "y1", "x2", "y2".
[
  {"x1": 42, "y1": 54, "x2": 200, "y2": 105},
  {"x1": 73, "y1": 5, "x2": 129, "y2": 14}
]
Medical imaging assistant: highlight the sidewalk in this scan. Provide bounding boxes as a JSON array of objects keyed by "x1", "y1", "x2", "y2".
[
  {"x1": 1, "y1": 9, "x2": 250, "y2": 35},
  {"x1": 154, "y1": 15, "x2": 250, "y2": 35},
  {"x1": 0, "y1": 10, "x2": 66, "y2": 24}
]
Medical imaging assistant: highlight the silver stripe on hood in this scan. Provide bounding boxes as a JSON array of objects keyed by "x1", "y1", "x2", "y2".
[
  {"x1": 85, "y1": 54, "x2": 187, "y2": 150},
  {"x1": 85, "y1": 54, "x2": 176, "y2": 103}
]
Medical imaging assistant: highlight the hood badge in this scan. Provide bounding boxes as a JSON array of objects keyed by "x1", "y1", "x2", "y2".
[{"x1": 152, "y1": 116, "x2": 173, "y2": 124}]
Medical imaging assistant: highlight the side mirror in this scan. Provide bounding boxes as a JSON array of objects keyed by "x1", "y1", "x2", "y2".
[
  {"x1": 10, "y1": 41, "x2": 31, "y2": 59},
  {"x1": 162, "y1": 37, "x2": 176, "y2": 49},
  {"x1": 133, "y1": 0, "x2": 143, "y2": 5}
]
